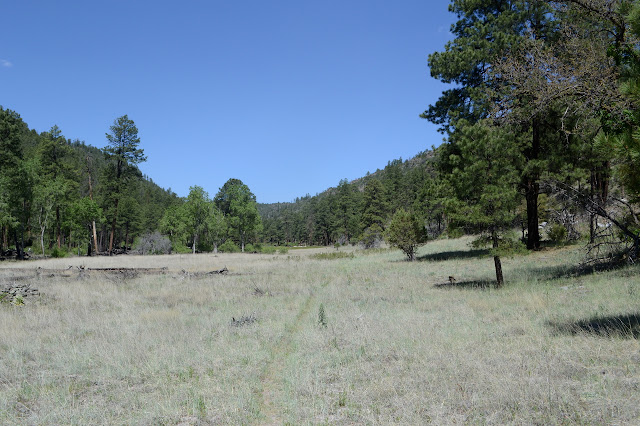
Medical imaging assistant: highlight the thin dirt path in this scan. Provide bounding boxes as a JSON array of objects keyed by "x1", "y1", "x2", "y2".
[{"x1": 255, "y1": 282, "x2": 326, "y2": 424}]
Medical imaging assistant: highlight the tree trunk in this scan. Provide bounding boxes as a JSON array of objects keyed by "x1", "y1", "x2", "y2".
[
  {"x1": 525, "y1": 179, "x2": 540, "y2": 250},
  {"x1": 40, "y1": 225, "x2": 46, "y2": 256},
  {"x1": 525, "y1": 117, "x2": 541, "y2": 250},
  {"x1": 108, "y1": 197, "x2": 120, "y2": 254},
  {"x1": 56, "y1": 206, "x2": 61, "y2": 249},
  {"x1": 192, "y1": 234, "x2": 197, "y2": 254},
  {"x1": 492, "y1": 233, "x2": 504, "y2": 287},
  {"x1": 86, "y1": 156, "x2": 100, "y2": 254},
  {"x1": 494, "y1": 255, "x2": 504, "y2": 288},
  {"x1": 14, "y1": 229, "x2": 23, "y2": 260}
]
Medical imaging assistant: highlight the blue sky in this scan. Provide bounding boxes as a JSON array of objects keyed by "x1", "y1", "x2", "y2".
[{"x1": 1, "y1": 0, "x2": 455, "y2": 204}]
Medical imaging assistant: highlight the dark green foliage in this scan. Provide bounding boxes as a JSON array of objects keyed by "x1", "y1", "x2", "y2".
[
  {"x1": 50, "y1": 247, "x2": 68, "y2": 258},
  {"x1": 219, "y1": 240, "x2": 240, "y2": 253},
  {"x1": 260, "y1": 245, "x2": 277, "y2": 254},
  {"x1": 385, "y1": 209, "x2": 427, "y2": 261},
  {"x1": 215, "y1": 179, "x2": 262, "y2": 252},
  {"x1": 361, "y1": 179, "x2": 388, "y2": 231},
  {"x1": 0, "y1": 108, "x2": 32, "y2": 258},
  {"x1": 443, "y1": 120, "x2": 523, "y2": 286},
  {"x1": 257, "y1": 152, "x2": 436, "y2": 247},
  {"x1": 359, "y1": 224, "x2": 383, "y2": 249},
  {"x1": 0, "y1": 108, "x2": 178, "y2": 257},
  {"x1": 547, "y1": 224, "x2": 568, "y2": 244},
  {"x1": 103, "y1": 115, "x2": 146, "y2": 253},
  {"x1": 424, "y1": 0, "x2": 556, "y2": 251}
]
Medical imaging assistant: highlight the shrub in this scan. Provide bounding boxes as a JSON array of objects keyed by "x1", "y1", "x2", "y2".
[
  {"x1": 311, "y1": 252, "x2": 354, "y2": 260},
  {"x1": 219, "y1": 240, "x2": 240, "y2": 253},
  {"x1": 261, "y1": 245, "x2": 277, "y2": 254},
  {"x1": 50, "y1": 247, "x2": 68, "y2": 258},
  {"x1": 359, "y1": 225, "x2": 383, "y2": 249},
  {"x1": 385, "y1": 209, "x2": 428, "y2": 261},
  {"x1": 278, "y1": 247, "x2": 289, "y2": 254},
  {"x1": 548, "y1": 224, "x2": 568, "y2": 244},
  {"x1": 172, "y1": 244, "x2": 192, "y2": 254},
  {"x1": 318, "y1": 303, "x2": 328, "y2": 327},
  {"x1": 135, "y1": 231, "x2": 172, "y2": 255},
  {"x1": 244, "y1": 244, "x2": 257, "y2": 253}
]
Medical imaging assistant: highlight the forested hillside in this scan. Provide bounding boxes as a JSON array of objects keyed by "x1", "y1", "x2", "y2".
[
  {"x1": 2, "y1": 0, "x2": 640, "y2": 273},
  {"x1": 0, "y1": 109, "x2": 179, "y2": 258},
  {"x1": 258, "y1": 150, "x2": 439, "y2": 246}
]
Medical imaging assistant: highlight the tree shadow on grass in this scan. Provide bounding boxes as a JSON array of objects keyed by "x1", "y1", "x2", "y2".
[
  {"x1": 418, "y1": 248, "x2": 490, "y2": 262},
  {"x1": 548, "y1": 313, "x2": 640, "y2": 339},
  {"x1": 434, "y1": 279, "x2": 494, "y2": 290},
  {"x1": 534, "y1": 259, "x2": 630, "y2": 281}
]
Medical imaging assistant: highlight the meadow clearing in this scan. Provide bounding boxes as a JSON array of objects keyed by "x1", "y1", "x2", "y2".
[{"x1": 0, "y1": 237, "x2": 639, "y2": 425}]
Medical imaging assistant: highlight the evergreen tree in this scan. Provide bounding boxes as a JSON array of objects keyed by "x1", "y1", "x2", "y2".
[
  {"x1": 103, "y1": 115, "x2": 146, "y2": 253},
  {"x1": 37, "y1": 125, "x2": 78, "y2": 249},
  {"x1": 385, "y1": 208, "x2": 427, "y2": 261},
  {"x1": 424, "y1": 0, "x2": 554, "y2": 250},
  {"x1": 0, "y1": 108, "x2": 32, "y2": 258},
  {"x1": 359, "y1": 179, "x2": 389, "y2": 248},
  {"x1": 443, "y1": 120, "x2": 523, "y2": 287}
]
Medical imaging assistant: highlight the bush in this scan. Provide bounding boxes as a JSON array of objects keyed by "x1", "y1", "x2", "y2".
[
  {"x1": 311, "y1": 252, "x2": 354, "y2": 260},
  {"x1": 261, "y1": 245, "x2": 277, "y2": 254},
  {"x1": 548, "y1": 224, "x2": 568, "y2": 244},
  {"x1": 172, "y1": 244, "x2": 192, "y2": 254},
  {"x1": 219, "y1": 240, "x2": 240, "y2": 253},
  {"x1": 50, "y1": 247, "x2": 68, "y2": 258},
  {"x1": 359, "y1": 225, "x2": 383, "y2": 249},
  {"x1": 278, "y1": 247, "x2": 289, "y2": 254},
  {"x1": 135, "y1": 231, "x2": 172, "y2": 255},
  {"x1": 385, "y1": 209, "x2": 428, "y2": 261},
  {"x1": 244, "y1": 243, "x2": 257, "y2": 253}
]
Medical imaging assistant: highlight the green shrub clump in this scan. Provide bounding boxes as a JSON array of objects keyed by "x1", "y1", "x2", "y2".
[
  {"x1": 548, "y1": 224, "x2": 568, "y2": 244},
  {"x1": 219, "y1": 240, "x2": 240, "y2": 253},
  {"x1": 311, "y1": 252, "x2": 355, "y2": 260},
  {"x1": 261, "y1": 245, "x2": 277, "y2": 254},
  {"x1": 50, "y1": 247, "x2": 68, "y2": 258}
]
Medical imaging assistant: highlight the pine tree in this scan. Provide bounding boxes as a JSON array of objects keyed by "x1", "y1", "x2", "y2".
[{"x1": 103, "y1": 115, "x2": 146, "y2": 253}]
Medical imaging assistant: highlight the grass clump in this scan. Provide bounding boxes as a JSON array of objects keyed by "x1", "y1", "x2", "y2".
[
  {"x1": 310, "y1": 252, "x2": 354, "y2": 260},
  {"x1": 318, "y1": 303, "x2": 328, "y2": 328}
]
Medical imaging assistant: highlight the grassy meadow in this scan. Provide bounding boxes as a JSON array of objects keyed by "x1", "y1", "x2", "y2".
[{"x1": 1, "y1": 237, "x2": 639, "y2": 424}]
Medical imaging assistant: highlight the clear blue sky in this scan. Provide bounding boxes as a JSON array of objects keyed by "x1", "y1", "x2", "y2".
[{"x1": 1, "y1": 0, "x2": 454, "y2": 204}]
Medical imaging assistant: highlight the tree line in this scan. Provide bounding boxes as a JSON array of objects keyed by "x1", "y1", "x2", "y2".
[
  {"x1": 260, "y1": 0, "x2": 640, "y2": 286},
  {"x1": 0, "y1": 110, "x2": 267, "y2": 257},
  {"x1": 0, "y1": 111, "x2": 180, "y2": 258}
]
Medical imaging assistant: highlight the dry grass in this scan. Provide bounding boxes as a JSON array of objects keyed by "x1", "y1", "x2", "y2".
[{"x1": 0, "y1": 238, "x2": 639, "y2": 424}]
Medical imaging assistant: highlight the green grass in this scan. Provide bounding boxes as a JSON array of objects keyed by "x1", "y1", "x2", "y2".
[
  {"x1": 0, "y1": 237, "x2": 638, "y2": 424},
  {"x1": 310, "y1": 251, "x2": 355, "y2": 260}
]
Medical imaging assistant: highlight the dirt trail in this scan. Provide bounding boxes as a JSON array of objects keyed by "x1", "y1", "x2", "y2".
[{"x1": 256, "y1": 282, "x2": 326, "y2": 424}]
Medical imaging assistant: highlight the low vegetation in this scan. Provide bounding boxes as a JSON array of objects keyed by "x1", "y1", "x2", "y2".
[{"x1": 1, "y1": 237, "x2": 638, "y2": 424}]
